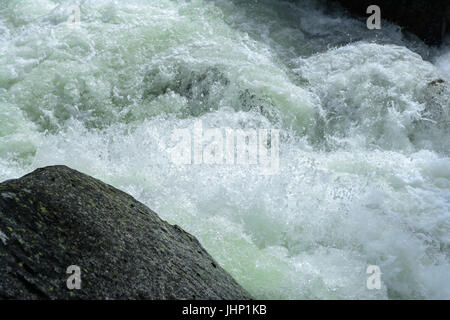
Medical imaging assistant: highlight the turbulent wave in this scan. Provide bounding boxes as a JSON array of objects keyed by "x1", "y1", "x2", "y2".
[{"x1": 0, "y1": 0, "x2": 449, "y2": 299}]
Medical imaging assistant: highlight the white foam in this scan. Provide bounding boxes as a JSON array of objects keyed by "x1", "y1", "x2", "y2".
[{"x1": 0, "y1": 0, "x2": 449, "y2": 299}]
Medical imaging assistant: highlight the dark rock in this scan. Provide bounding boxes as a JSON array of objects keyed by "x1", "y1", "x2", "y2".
[
  {"x1": 0, "y1": 166, "x2": 251, "y2": 300},
  {"x1": 429, "y1": 78, "x2": 445, "y2": 86},
  {"x1": 333, "y1": 0, "x2": 450, "y2": 46}
]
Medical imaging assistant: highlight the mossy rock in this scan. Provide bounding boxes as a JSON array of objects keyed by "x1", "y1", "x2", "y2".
[{"x1": 0, "y1": 166, "x2": 251, "y2": 300}]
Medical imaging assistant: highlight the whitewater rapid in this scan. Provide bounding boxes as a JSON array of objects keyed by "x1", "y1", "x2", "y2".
[{"x1": 0, "y1": 0, "x2": 449, "y2": 299}]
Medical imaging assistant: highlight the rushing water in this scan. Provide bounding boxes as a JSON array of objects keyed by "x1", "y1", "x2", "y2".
[{"x1": 1, "y1": 0, "x2": 449, "y2": 299}]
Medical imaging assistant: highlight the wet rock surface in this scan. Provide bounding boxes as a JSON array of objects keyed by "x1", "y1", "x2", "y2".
[
  {"x1": 0, "y1": 166, "x2": 251, "y2": 300},
  {"x1": 334, "y1": 0, "x2": 449, "y2": 45}
]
